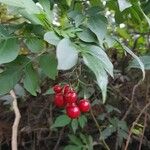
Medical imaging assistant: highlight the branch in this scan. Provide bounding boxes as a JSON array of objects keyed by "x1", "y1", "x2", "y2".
[
  {"x1": 138, "y1": 113, "x2": 147, "y2": 150},
  {"x1": 124, "y1": 102, "x2": 150, "y2": 150},
  {"x1": 10, "y1": 90, "x2": 21, "y2": 150},
  {"x1": 90, "y1": 109, "x2": 110, "y2": 150},
  {"x1": 122, "y1": 80, "x2": 142, "y2": 121}
]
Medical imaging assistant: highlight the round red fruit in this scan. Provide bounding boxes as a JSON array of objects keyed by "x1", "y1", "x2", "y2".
[
  {"x1": 66, "y1": 105, "x2": 80, "y2": 119},
  {"x1": 65, "y1": 91, "x2": 77, "y2": 103},
  {"x1": 54, "y1": 93, "x2": 64, "y2": 107},
  {"x1": 63, "y1": 85, "x2": 71, "y2": 94},
  {"x1": 53, "y1": 85, "x2": 62, "y2": 93},
  {"x1": 66, "y1": 103, "x2": 76, "y2": 109},
  {"x1": 78, "y1": 99, "x2": 90, "y2": 112}
]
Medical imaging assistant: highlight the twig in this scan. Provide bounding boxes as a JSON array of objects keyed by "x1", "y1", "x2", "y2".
[
  {"x1": 115, "y1": 130, "x2": 119, "y2": 150},
  {"x1": 90, "y1": 109, "x2": 110, "y2": 150},
  {"x1": 138, "y1": 113, "x2": 147, "y2": 150},
  {"x1": 110, "y1": 85, "x2": 150, "y2": 120},
  {"x1": 122, "y1": 80, "x2": 142, "y2": 121},
  {"x1": 124, "y1": 102, "x2": 150, "y2": 150},
  {"x1": 130, "y1": 31, "x2": 150, "y2": 35},
  {"x1": 53, "y1": 127, "x2": 65, "y2": 150},
  {"x1": 10, "y1": 90, "x2": 21, "y2": 150},
  {"x1": 133, "y1": 135, "x2": 150, "y2": 147},
  {"x1": 138, "y1": 74, "x2": 150, "y2": 150}
]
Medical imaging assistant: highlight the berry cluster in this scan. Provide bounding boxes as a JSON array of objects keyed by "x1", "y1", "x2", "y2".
[{"x1": 53, "y1": 84, "x2": 91, "y2": 119}]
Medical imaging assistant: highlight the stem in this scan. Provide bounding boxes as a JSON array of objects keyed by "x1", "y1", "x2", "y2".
[
  {"x1": 90, "y1": 109, "x2": 110, "y2": 150},
  {"x1": 124, "y1": 102, "x2": 150, "y2": 150},
  {"x1": 10, "y1": 90, "x2": 21, "y2": 150},
  {"x1": 122, "y1": 80, "x2": 143, "y2": 121}
]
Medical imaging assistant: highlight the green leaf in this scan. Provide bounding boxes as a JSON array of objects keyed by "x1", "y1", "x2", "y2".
[
  {"x1": 68, "y1": 135, "x2": 83, "y2": 146},
  {"x1": 77, "y1": 29, "x2": 97, "y2": 43},
  {"x1": 118, "y1": 129, "x2": 128, "y2": 147},
  {"x1": 64, "y1": 145, "x2": 82, "y2": 150},
  {"x1": 142, "y1": 10, "x2": 150, "y2": 27},
  {"x1": 0, "y1": 25, "x2": 10, "y2": 38},
  {"x1": 38, "y1": 0, "x2": 52, "y2": 22},
  {"x1": 14, "y1": 84, "x2": 25, "y2": 97},
  {"x1": 83, "y1": 53, "x2": 108, "y2": 103},
  {"x1": 44, "y1": 31, "x2": 61, "y2": 46},
  {"x1": 74, "y1": 14, "x2": 85, "y2": 27},
  {"x1": 39, "y1": 53, "x2": 58, "y2": 80},
  {"x1": 23, "y1": 63, "x2": 39, "y2": 96},
  {"x1": 87, "y1": 136, "x2": 93, "y2": 150},
  {"x1": 120, "y1": 43, "x2": 145, "y2": 80},
  {"x1": 78, "y1": 115, "x2": 87, "y2": 128},
  {"x1": 129, "y1": 6, "x2": 142, "y2": 24},
  {"x1": 87, "y1": 15, "x2": 107, "y2": 44},
  {"x1": 0, "y1": 0, "x2": 42, "y2": 25},
  {"x1": 0, "y1": 38, "x2": 19, "y2": 64},
  {"x1": 25, "y1": 37, "x2": 45, "y2": 53},
  {"x1": 79, "y1": 133, "x2": 87, "y2": 144},
  {"x1": 109, "y1": 117, "x2": 119, "y2": 127},
  {"x1": 86, "y1": 6, "x2": 103, "y2": 16},
  {"x1": 85, "y1": 45, "x2": 114, "y2": 77},
  {"x1": 143, "y1": 0, "x2": 150, "y2": 14},
  {"x1": 137, "y1": 3, "x2": 150, "y2": 27},
  {"x1": 20, "y1": 11, "x2": 42, "y2": 25},
  {"x1": 129, "y1": 55, "x2": 150, "y2": 70},
  {"x1": 83, "y1": 87, "x2": 95, "y2": 99},
  {"x1": 39, "y1": 0, "x2": 51, "y2": 12},
  {"x1": 43, "y1": 88, "x2": 55, "y2": 95},
  {"x1": 104, "y1": 35, "x2": 116, "y2": 48},
  {"x1": 100, "y1": 126, "x2": 116, "y2": 140},
  {"x1": 0, "y1": 56, "x2": 29, "y2": 95},
  {"x1": 131, "y1": 128, "x2": 142, "y2": 136},
  {"x1": 51, "y1": 115, "x2": 71, "y2": 128},
  {"x1": 118, "y1": 120, "x2": 128, "y2": 131},
  {"x1": 56, "y1": 38, "x2": 78, "y2": 70},
  {"x1": 106, "y1": 105, "x2": 121, "y2": 113},
  {"x1": 118, "y1": 0, "x2": 132, "y2": 11},
  {"x1": 0, "y1": 69, "x2": 21, "y2": 95},
  {"x1": 98, "y1": 113, "x2": 107, "y2": 121},
  {"x1": 71, "y1": 119, "x2": 78, "y2": 133},
  {"x1": 116, "y1": 28, "x2": 131, "y2": 39},
  {"x1": 0, "y1": 0, "x2": 40, "y2": 14}
]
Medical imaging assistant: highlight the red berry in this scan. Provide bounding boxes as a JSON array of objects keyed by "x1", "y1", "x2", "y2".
[
  {"x1": 66, "y1": 102, "x2": 76, "y2": 109},
  {"x1": 63, "y1": 85, "x2": 71, "y2": 94},
  {"x1": 66, "y1": 104, "x2": 80, "y2": 119},
  {"x1": 53, "y1": 85, "x2": 62, "y2": 93},
  {"x1": 65, "y1": 91, "x2": 77, "y2": 104},
  {"x1": 78, "y1": 99, "x2": 90, "y2": 112},
  {"x1": 54, "y1": 93, "x2": 64, "y2": 107}
]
